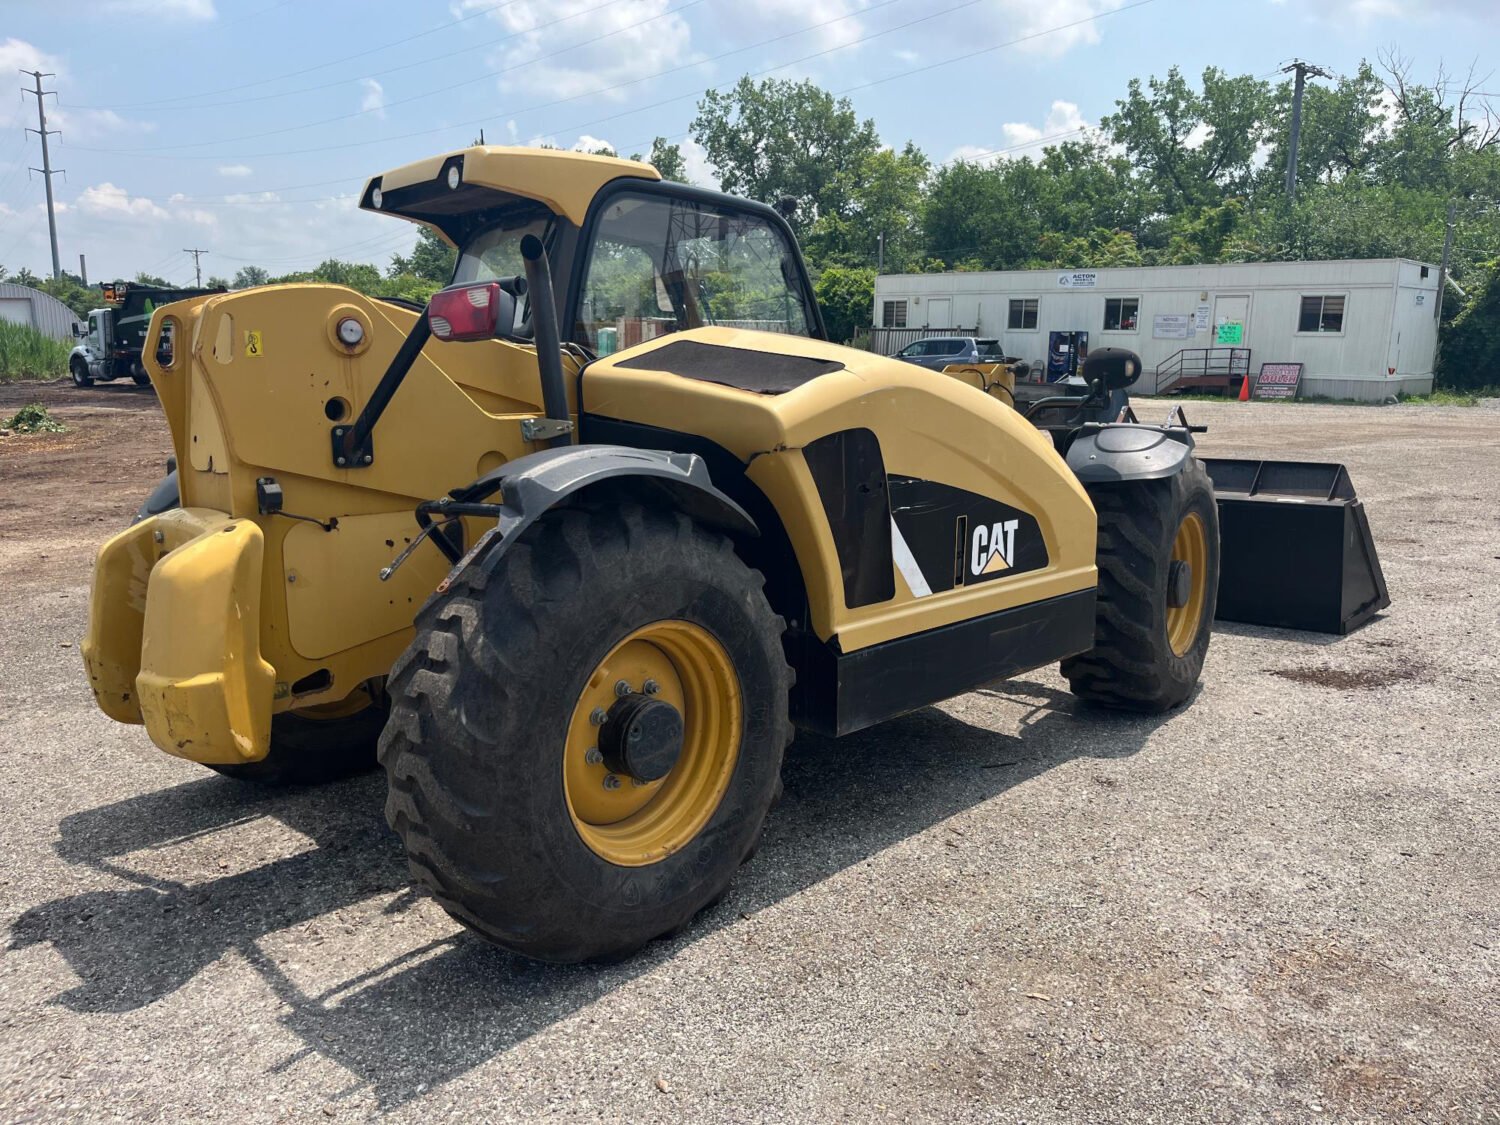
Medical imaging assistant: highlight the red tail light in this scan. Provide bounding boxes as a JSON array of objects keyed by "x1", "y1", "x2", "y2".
[{"x1": 428, "y1": 281, "x2": 501, "y2": 341}]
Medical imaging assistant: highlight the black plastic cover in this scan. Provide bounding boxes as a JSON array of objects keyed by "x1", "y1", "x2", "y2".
[{"x1": 614, "y1": 339, "x2": 843, "y2": 394}]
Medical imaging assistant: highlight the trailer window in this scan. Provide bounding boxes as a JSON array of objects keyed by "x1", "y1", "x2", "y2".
[
  {"x1": 1103, "y1": 297, "x2": 1139, "y2": 332},
  {"x1": 1298, "y1": 295, "x2": 1345, "y2": 333},
  {"x1": 882, "y1": 300, "x2": 907, "y2": 328},
  {"x1": 1008, "y1": 298, "x2": 1038, "y2": 330}
]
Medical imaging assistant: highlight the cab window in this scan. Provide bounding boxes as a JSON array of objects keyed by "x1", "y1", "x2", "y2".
[{"x1": 576, "y1": 191, "x2": 812, "y2": 355}]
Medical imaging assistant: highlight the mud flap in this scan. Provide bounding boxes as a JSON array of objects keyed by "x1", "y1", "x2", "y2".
[{"x1": 1202, "y1": 459, "x2": 1390, "y2": 635}]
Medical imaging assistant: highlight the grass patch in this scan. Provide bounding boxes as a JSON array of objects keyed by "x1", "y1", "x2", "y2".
[
  {"x1": 0, "y1": 320, "x2": 72, "y2": 382},
  {"x1": 1, "y1": 403, "x2": 66, "y2": 434},
  {"x1": 1397, "y1": 387, "x2": 1499, "y2": 407}
]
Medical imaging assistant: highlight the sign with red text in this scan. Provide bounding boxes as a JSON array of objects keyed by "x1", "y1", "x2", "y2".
[{"x1": 1252, "y1": 362, "x2": 1304, "y2": 400}]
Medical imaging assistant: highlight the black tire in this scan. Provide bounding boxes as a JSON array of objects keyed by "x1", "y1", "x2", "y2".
[
  {"x1": 380, "y1": 500, "x2": 792, "y2": 964},
  {"x1": 70, "y1": 356, "x2": 93, "y2": 387},
  {"x1": 1062, "y1": 455, "x2": 1219, "y2": 712},
  {"x1": 207, "y1": 692, "x2": 387, "y2": 785},
  {"x1": 131, "y1": 369, "x2": 152, "y2": 386}
]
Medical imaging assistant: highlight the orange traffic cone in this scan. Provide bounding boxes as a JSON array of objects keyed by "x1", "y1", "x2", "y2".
[{"x1": 1238, "y1": 373, "x2": 1252, "y2": 401}]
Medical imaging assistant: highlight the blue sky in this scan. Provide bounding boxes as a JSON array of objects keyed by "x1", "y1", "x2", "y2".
[{"x1": 1, "y1": 0, "x2": 1494, "y2": 284}]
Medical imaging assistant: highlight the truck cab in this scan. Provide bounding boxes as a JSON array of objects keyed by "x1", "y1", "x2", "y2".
[{"x1": 67, "y1": 310, "x2": 138, "y2": 390}]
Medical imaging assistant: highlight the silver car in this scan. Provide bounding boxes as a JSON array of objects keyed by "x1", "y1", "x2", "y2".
[{"x1": 894, "y1": 336, "x2": 1009, "y2": 371}]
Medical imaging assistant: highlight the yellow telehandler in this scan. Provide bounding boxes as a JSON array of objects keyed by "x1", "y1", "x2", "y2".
[{"x1": 85, "y1": 146, "x2": 1231, "y2": 962}]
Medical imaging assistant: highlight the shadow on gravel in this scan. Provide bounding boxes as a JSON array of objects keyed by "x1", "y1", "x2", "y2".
[{"x1": 12, "y1": 679, "x2": 1175, "y2": 1109}]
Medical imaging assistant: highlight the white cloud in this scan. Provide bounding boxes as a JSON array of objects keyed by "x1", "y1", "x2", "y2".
[
  {"x1": 0, "y1": 39, "x2": 155, "y2": 142},
  {"x1": 106, "y1": 0, "x2": 216, "y2": 19},
  {"x1": 359, "y1": 78, "x2": 386, "y2": 118},
  {"x1": 679, "y1": 137, "x2": 717, "y2": 188},
  {"x1": 715, "y1": 0, "x2": 866, "y2": 53},
  {"x1": 216, "y1": 164, "x2": 253, "y2": 178},
  {"x1": 572, "y1": 134, "x2": 616, "y2": 154},
  {"x1": 458, "y1": 0, "x2": 698, "y2": 102},
  {"x1": 1289, "y1": 0, "x2": 1492, "y2": 19},
  {"x1": 943, "y1": 102, "x2": 1095, "y2": 167},
  {"x1": 75, "y1": 183, "x2": 171, "y2": 221}
]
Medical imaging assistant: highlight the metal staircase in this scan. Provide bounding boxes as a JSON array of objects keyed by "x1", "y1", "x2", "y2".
[{"x1": 1152, "y1": 347, "x2": 1252, "y2": 394}]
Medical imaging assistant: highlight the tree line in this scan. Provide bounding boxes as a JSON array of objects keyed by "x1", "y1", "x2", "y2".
[{"x1": 7, "y1": 56, "x2": 1497, "y2": 387}]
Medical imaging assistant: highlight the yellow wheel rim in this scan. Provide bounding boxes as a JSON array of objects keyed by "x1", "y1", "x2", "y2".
[
  {"x1": 563, "y1": 620, "x2": 742, "y2": 867},
  {"x1": 1166, "y1": 511, "x2": 1209, "y2": 657}
]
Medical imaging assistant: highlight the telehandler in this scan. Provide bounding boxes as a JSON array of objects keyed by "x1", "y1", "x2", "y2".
[{"x1": 84, "y1": 146, "x2": 1352, "y2": 963}]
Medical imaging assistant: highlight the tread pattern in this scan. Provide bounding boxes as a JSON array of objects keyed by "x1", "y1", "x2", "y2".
[
  {"x1": 379, "y1": 500, "x2": 793, "y2": 962},
  {"x1": 1062, "y1": 456, "x2": 1218, "y2": 713}
]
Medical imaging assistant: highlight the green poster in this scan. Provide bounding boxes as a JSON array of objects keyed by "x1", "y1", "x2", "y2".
[{"x1": 1215, "y1": 321, "x2": 1243, "y2": 345}]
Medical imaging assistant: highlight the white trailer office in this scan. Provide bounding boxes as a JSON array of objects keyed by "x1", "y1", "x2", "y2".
[{"x1": 872, "y1": 258, "x2": 1439, "y2": 400}]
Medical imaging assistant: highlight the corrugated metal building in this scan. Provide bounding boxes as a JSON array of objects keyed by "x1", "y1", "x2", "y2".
[
  {"x1": 872, "y1": 258, "x2": 1439, "y2": 400},
  {"x1": 0, "y1": 282, "x2": 82, "y2": 341}
]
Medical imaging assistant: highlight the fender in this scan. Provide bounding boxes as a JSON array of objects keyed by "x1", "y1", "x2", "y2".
[
  {"x1": 428, "y1": 444, "x2": 757, "y2": 589},
  {"x1": 1065, "y1": 424, "x2": 1195, "y2": 485}
]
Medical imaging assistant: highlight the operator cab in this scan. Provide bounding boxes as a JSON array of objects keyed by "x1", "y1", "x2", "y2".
[{"x1": 362, "y1": 146, "x2": 824, "y2": 357}]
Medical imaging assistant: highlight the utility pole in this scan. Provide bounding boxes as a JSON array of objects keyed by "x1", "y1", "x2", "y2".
[
  {"x1": 877, "y1": 231, "x2": 884, "y2": 273},
  {"x1": 21, "y1": 70, "x2": 63, "y2": 279},
  {"x1": 183, "y1": 247, "x2": 209, "y2": 287},
  {"x1": 1434, "y1": 200, "x2": 1456, "y2": 322},
  {"x1": 1281, "y1": 60, "x2": 1331, "y2": 202},
  {"x1": 78, "y1": 253, "x2": 87, "y2": 285}
]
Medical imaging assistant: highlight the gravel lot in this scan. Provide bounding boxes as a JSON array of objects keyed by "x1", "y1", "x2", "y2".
[{"x1": 1, "y1": 386, "x2": 1496, "y2": 1123}]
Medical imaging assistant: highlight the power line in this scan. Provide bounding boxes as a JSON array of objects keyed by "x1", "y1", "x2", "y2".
[
  {"x1": 21, "y1": 69, "x2": 63, "y2": 279},
  {"x1": 95, "y1": 0, "x2": 714, "y2": 153},
  {"x1": 69, "y1": 0, "x2": 534, "y2": 110},
  {"x1": 1282, "y1": 60, "x2": 1333, "y2": 201},
  {"x1": 73, "y1": 0, "x2": 663, "y2": 116},
  {"x1": 183, "y1": 246, "x2": 210, "y2": 286},
  {"x1": 75, "y1": 0, "x2": 1156, "y2": 164}
]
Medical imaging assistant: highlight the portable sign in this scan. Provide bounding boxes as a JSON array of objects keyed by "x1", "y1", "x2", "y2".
[
  {"x1": 1252, "y1": 361, "x2": 1303, "y2": 400},
  {"x1": 244, "y1": 329, "x2": 264, "y2": 357},
  {"x1": 1056, "y1": 270, "x2": 1098, "y2": 289}
]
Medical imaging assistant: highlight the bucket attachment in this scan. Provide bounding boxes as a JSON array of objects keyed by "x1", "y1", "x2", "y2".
[{"x1": 1202, "y1": 459, "x2": 1391, "y2": 635}]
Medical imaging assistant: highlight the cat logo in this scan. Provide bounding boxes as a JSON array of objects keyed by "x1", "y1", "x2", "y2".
[{"x1": 970, "y1": 519, "x2": 1019, "y2": 578}]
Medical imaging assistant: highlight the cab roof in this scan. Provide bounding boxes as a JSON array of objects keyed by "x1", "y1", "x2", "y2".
[{"x1": 361, "y1": 145, "x2": 661, "y2": 244}]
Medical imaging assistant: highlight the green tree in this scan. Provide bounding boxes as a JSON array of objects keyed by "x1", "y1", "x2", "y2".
[
  {"x1": 1437, "y1": 258, "x2": 1500, "y2": 390},
  {"x1": 205, "y1": 275, "x2": 230, "y2": 290},
  {"x1": 389, "y1": 227, "x2": 456, "y2": 285},
  {"x1": 812, "y1": 265, "x2": 875, "y2": 344},
  {"x1": 1101, "y1": 66, "x2": 1274, "y2": 214},
  {"x1": 232, "y1": 265, "x2": 270, "y2": 289},
  {"x1": 642, "y1": 136, "x2": 689, "y2": 182},
  {"x1": 804, "y1": 143, "x2": 928, "y2": 272},
  {"x1": 134, "y1": 273, "x2": 172, "y2": 286},
  {"x1": 691, "y1": 77, "x2": 881, "y2": 235},
  {"x1": 35, "y1": 273, "x2": 99, "y2": 319}
]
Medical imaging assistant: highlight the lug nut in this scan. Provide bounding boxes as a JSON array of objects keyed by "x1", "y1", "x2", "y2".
[
  {"x1": 614, "y1": 679, "x2": 632, "y2": 697},
  {"x1": 643, "y1": 679, "x2": 661, "y2": 695},
  {"x1": 589, "y1": 707, "x2": 607, "y2": 726},
  {"x1": 602, "y1": 773, "x2": 621, "y2": 790},
  {"x1": 585, "y1": 747, "x2": 602, "y2": 765}
]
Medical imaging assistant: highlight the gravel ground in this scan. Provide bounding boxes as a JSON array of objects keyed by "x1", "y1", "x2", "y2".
[{"x1": 1, "y1": 393, "x2": 1497, "y2": 1123}]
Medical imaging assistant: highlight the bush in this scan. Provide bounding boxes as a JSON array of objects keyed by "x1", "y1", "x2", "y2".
[
  {"x1": 0, "y1": 321, "x2": 72, "y2": 381},
  {"x1": 2, "y1": 403, "x2": 66, "y2": 434},
  {"x1": 813, "y1": 265, "x2": 875, "y2": 345},
  {"x1": 1437, "y1": 259, "x2": 1500, "y2": 391}
]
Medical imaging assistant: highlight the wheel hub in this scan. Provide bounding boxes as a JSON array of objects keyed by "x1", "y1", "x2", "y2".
[
  {"x1": 1167, "y1": 558, "x2": 1193, "y2": 608},
  {"x1": 600, "y1": 693, "x2": 684, "y2": 782}
]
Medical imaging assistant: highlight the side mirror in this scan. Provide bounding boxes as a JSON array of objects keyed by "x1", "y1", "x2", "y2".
[
  {"x1": 1081, "y1": 347, "x2": 1142, "y2": 391},
  {"x1": 426, "y1": 277, "x2": 526, "y2": 342},
  {"x1": 71, "y1": 324, "x2": 83, "y2": 338}
]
